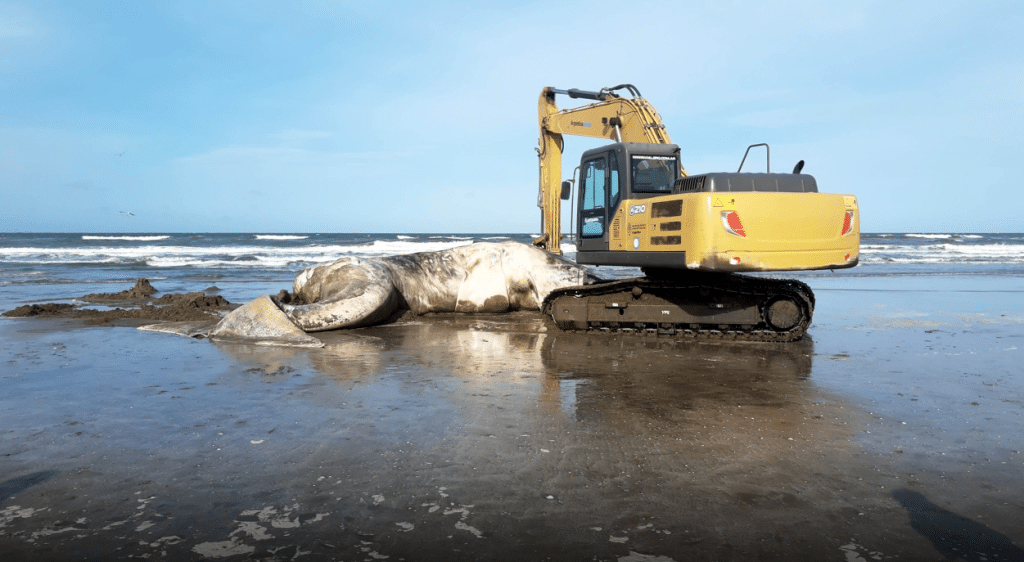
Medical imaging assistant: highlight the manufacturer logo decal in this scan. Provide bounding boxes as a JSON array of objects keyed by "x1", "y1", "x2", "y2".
[
  {"x1": 629, "y1": 204, "x2": 647, "y2": 216},
  {"x1": 571, "y1": 121, "x2": 592, "y2": 128},
  {"x1": 633, "y1": 237, "x2": 640, "y2": 249}
]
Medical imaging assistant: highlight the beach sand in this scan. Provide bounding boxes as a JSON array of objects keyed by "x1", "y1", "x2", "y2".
[{"x1": 1, "y1": 276, "x2": 1022, "y2": 561}]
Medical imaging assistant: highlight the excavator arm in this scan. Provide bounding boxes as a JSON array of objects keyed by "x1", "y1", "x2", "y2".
[{"x1": 534, "y1": 84, "x2": 683, "y2": 255}]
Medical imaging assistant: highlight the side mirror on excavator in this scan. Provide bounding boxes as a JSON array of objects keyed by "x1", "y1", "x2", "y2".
[
  {"x1": 792, "y1": 160, "x2": 805, "y2": 174},
  {"x1": 560, "y1": 180, "x2": 573, "y2": 200}
]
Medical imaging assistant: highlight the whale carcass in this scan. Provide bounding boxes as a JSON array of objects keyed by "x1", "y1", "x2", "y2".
[{"x1": 205, "y1": 241, "x2": 600, "y2": 346}]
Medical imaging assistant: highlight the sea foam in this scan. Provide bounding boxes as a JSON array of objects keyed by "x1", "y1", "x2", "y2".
[{"x1": 82, "y1": 235, "x2": 171, "y2": 241}]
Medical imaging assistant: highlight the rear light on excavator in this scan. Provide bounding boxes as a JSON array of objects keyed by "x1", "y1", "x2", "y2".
[
  {"x1": 841, "y1": 211, "x2": 855, "y2": 236},
  {"x1": 722, "y1": 211, "x2": 746, "y2": 237}
]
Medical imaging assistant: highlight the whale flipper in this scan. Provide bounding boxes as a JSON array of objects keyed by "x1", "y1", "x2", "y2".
[
  {"x1": 209, "y1": 295, "x2": 325, "y2": 347},
  {"x1": 282, "y1": 260, "x2": 400, "y2": 331}
]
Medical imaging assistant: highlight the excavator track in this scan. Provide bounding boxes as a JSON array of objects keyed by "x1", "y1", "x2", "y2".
[{"x1": 542, "y1": 273, "x2": 814, "y2": 342}]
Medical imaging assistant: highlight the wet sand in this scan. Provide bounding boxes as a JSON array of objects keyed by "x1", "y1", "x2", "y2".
[{"x1": 1, "y1": 276, "x2": 1022, "y2": 561}]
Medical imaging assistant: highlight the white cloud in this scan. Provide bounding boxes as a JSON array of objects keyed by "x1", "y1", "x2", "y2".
[
  {"x1": 0, "y1": 3, "x2": 51, "y2": 71},
  {"x1": 726, "y1": 109, "x2": 805, "y2": 129},
  {"x1": 0, "y1": 3, "x2": 43, "y2": 39},
  {"x1": 267, "y1": 129, "x2": 335, "y2": 145}
]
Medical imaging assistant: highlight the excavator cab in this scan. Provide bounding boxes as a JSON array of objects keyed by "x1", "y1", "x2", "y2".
[{"x1": 574, "y1": 143, "x2": 681, "y2": 256}]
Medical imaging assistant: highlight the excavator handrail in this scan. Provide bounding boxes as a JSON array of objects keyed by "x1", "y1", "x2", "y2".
[{"x1": 737, "y1": 143, "x2": 771, "y2": 173}]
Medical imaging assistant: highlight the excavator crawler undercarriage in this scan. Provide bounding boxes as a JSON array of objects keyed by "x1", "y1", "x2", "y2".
[{"x1": 542, "y1": 273, "x2": 815, "y2": 342}]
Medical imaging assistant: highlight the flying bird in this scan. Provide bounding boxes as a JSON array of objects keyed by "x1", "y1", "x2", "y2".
[{"x1": 119, "y1": 211, "x2": 135, "y2": 217}]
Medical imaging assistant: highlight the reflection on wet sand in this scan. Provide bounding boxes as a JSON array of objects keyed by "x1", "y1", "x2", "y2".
[
  {"x1": 536, "y1": 332, "x2": 827, "y2": 464},
  {"x1": 208, "y1": 315, "x2": 871, "y2": 560},
  {"x1": 214, "y1": 332, "x2": 388, "y2": 382},
  {"x1": 216, "y1": 316, "x2": 838, "y2": 469}
]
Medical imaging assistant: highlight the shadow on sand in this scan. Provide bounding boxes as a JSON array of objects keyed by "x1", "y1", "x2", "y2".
[
  {"x1": 0, "y1": 470, "x2": 59, "y2": 505},
  {"x1": 893, "y1": 489, "x2": 1024, "y2": 561}
]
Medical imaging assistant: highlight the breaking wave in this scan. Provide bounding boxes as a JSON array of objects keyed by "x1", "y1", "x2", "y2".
[{"x1": 82, "y1": 235, "x2": 171, "y2": 241}]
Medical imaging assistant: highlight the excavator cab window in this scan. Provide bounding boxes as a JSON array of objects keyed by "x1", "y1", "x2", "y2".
[
  {"x1": 632, "y1": 155, "x2": 676, "y2": 193},
  {"x1": 580, "y1": 157, "x2": 607, "y2": 237}
]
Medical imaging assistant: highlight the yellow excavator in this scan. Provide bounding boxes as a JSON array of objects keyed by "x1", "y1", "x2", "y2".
[{"x1": 534, "y1": 84, "x2": 859, "y2": 341}]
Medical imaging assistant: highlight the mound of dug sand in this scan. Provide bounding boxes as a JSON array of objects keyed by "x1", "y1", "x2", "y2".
[
  {"x1": 2, "y1": 279, "x2": 233, "y2": 324},
  {"x1": 80, "y1": 278, "x2": 159, "y2": 302}
]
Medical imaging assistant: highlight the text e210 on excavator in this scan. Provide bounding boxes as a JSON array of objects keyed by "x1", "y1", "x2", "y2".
[{"x1": 532, "y1": 84, "x2": 860, "y2": 342}]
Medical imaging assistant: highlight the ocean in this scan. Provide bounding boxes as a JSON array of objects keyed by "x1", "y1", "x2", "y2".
[{"x1": 1, "y1": 232, "x2": 1022, "y2": 308}]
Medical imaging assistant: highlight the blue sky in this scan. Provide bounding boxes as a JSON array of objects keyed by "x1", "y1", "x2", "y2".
[{"x1": 2, "y1": 1, "x2": 1021, "y2": 233}]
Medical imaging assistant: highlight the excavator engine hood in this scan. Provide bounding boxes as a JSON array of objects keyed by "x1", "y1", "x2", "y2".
[{"x1": 674, "y1": 173, "x2": 819, "y2": 194}]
